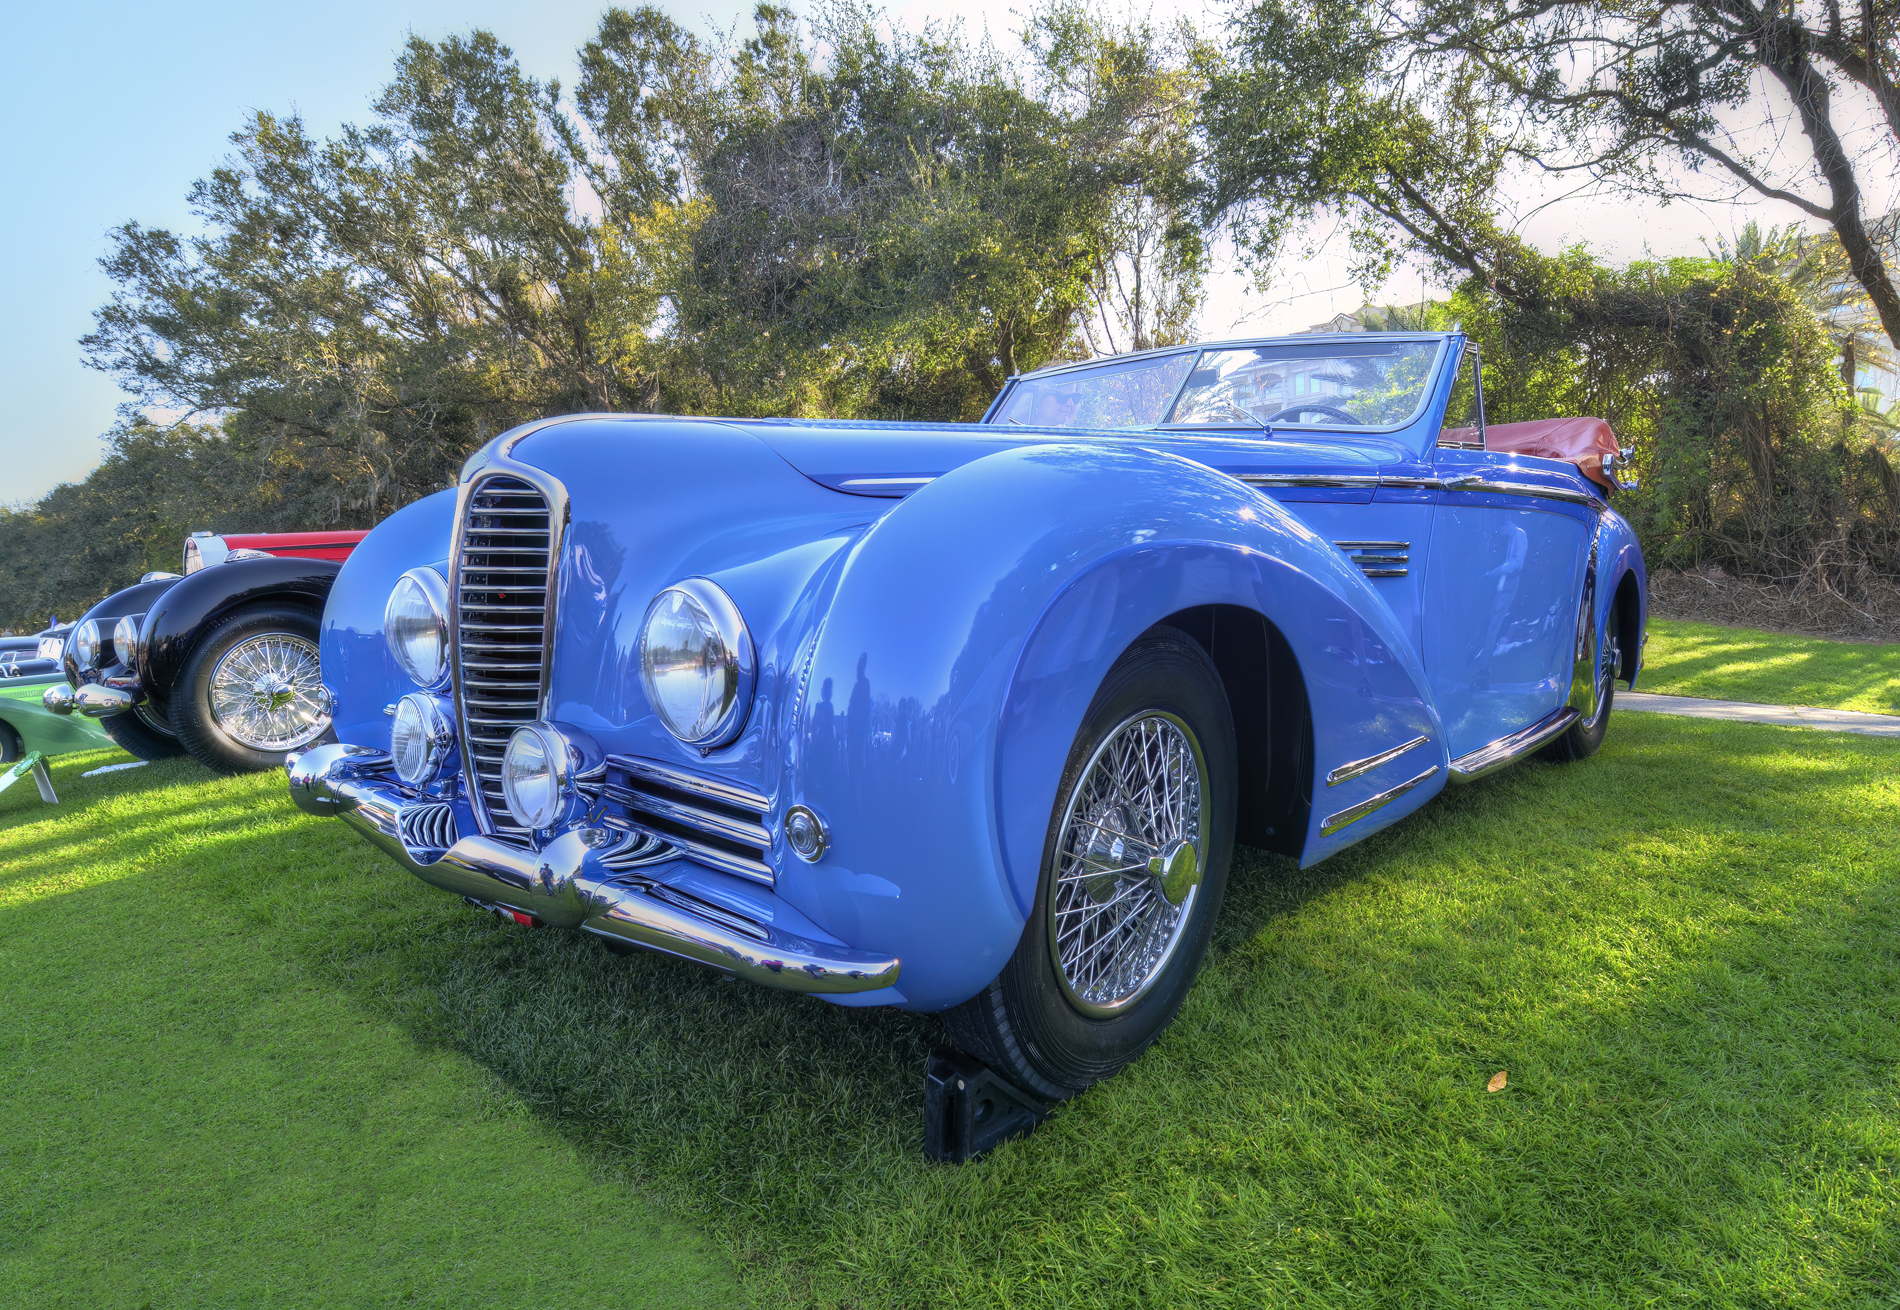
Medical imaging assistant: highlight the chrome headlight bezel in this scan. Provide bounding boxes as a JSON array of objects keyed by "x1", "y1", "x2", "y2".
[
  {"x1": 499, "y1": 721, "x2": 603, "y2": 832},
  {"x1": 71, "y1": 619, "x2": 104, "y2": 671},
  {"x1": 390, "y1": 693, "x2": 457, "y2": 787},
  {"x1": 112, "y1": 613, "x2": 146, "y2": 667},
  {"x1": 384, "y1": 567, "x2": 451, "y2": 690},
  {"x1": 637, "y1": 578, "x2": 756, "y2": 749}
]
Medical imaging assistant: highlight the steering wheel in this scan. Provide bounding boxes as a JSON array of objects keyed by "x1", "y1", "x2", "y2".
[{"x1": 1260, "y1": 404, "x2": 1363, "y2": 426}]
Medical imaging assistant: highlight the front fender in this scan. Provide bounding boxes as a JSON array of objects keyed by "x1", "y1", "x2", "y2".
[
  {"x1": 785, "y1": 443, "x2": 1446, "y2": 1012},
  {"x1": 317, "y1": 489, "x2": 460, "y2": 747},
  {"x1": 66, "y1": 576, "x2": 185, "y2": 686},
  {"x1": 144, "y1": 555, "x2": 343, "y2": 694}
]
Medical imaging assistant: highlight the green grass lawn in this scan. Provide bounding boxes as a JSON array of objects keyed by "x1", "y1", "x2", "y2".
[
  {"x1": 0, "y1": 749, "x2": 738, "y2": 1309},
  {"x1": 6, "y1": 711, "x2": 1899, "y2": 1306},
  {"x1": 1640, "y1": 617, "x2": 1900, "y2": 713}
]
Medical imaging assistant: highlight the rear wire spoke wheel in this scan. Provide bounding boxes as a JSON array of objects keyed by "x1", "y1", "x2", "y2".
[
  {"x1": 1543, "y1": 618, "x2": 1620, "y2": 763},
  {"x1": 945, "y1": 627, "x2": 1237, "y2": 1099},
  {"x1": 173, "y1": 603, "x2": 334, "y2": 774}
]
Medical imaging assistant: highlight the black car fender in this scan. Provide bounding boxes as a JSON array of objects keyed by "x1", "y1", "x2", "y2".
[
  {"x1": 143, "y1": 556, "x2": 343, "y2": 693},
  {"x1": 65, "y1": 576, "x2": 190, "y2": 686}
]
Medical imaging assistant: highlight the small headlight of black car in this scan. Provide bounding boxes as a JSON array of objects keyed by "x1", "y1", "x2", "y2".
[
  {"x1": 71, "y1": 620, "x2": 103, "y2": 670},
  {"x1": 112, "y1": 613, "x2": 145, "y2": 665},
  {"x1": 638, "y1": 579, "x2": 755, "y2": 748},
  {"x1": 384, "y1": 567, "x2": 451, "y2": 689}
]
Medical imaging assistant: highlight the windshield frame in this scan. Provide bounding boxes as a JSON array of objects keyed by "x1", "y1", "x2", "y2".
[{"x1": 986, "y1": 334, "x2": 1452, "y2": 437}]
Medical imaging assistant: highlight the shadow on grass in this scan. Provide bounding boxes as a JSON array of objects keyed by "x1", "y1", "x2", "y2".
[
  {"x1": 1641, "y1": 620, "x2": 1900, "y2": 712},
  {"x1": 11, "y1": 713, "x2": 1898, "y2": 1304}
]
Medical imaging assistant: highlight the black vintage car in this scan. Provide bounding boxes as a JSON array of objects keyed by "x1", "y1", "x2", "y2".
[{"x1": 44, "y1": 529, "x2": 366, "y2": 773}]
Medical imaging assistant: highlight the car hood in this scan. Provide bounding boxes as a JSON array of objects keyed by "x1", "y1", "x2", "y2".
[{"x1": 718, "y1": 417, "x2": 1408, "y2": 495}]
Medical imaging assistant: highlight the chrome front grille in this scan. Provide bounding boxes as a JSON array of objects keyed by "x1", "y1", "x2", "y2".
[
  {"x1": 603, "y1": 755, "x2": 773, "y2": 884},
  {"x1": 1336, "y1": 540, "x2": 1410, "y2": 578},
  {"x1": 455, "y1": 474, "x2": 555, "y2": 844}
]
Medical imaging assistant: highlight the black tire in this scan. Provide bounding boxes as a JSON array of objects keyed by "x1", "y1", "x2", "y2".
[
  {"x1": 0, "y1": 718, "x2": 21, "y2": 765},
  {"x1": 172, "y1": 602, "x2": 334, "y2": 775},
  {"x1": 1540, "y1": 624, "x2": 1620, "y2": 764},
  {"x1": 944, "y1": 627, "x2": 1238, "y2": 1099},
  {"x1": 99, "y1": 702, "x2": 188, "y2": 761}
]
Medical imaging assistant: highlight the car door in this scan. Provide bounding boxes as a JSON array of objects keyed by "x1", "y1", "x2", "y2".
[{"x1": 1419, "y1": 347, "x2": 1591, "y2": 760}]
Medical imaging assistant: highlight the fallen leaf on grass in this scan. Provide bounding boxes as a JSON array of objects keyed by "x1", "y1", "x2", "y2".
[{"x1": 1486, "y1": 1071, "x2": 1507, "y2": 1093}]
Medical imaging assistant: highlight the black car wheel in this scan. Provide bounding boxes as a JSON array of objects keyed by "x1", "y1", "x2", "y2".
[
  {"x1": 173, "y1": 602, "x2": 334, "y2": 774},
  {"x1": 0, "y1": 718, "x2": 22, "y2": 766},
  {"x1": 99, "y1": 702, "x2": 188, "y2": 761},
  {"x1": 944, "y1": 627, "x2": 1237, "y2": 1099}
]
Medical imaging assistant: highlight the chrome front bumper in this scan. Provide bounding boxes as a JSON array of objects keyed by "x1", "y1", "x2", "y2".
[{"x1": 285, "y1": 742, "x2": 899, "y2": 995}]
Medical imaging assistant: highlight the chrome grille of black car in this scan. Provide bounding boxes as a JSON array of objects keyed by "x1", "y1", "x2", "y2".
[
  {"x1": 603, "y1": 755, "x2": 773, "y2": 884},
  {"x1": 456, "y1": 475, "x2": 554, "y2": 844},
  {"x1": 1335, "y1": 540, "x2": 1410, "y2": 578}
]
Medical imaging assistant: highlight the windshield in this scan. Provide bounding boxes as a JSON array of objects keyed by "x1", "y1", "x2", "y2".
[
  {"x1": 993, "y1": 351, "x2": 1195, "y2": 428},
  {"x1": 992, "y1": 339, "x2": 1443, "y2": 433},
  {"x1": 1167, "y1": 342, "x2": 1441, "y2": 429}
]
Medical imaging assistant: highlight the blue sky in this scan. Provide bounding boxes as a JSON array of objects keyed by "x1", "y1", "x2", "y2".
[{"x1": 1, "y1": 0, "x2": 1829, "y2": 507}]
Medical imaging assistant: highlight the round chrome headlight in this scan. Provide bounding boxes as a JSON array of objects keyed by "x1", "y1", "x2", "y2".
[
  {"x1": 638, "y1": 579, "x2": 755, "y2": 747},
  {"x1": 112, "y1": 613, "x2": 145, "y2": 666},
  {"x1": 389, "y1": 693, "x2": 456, "y2": 786},
  {"x1": 71, "y1": 620, "x2": 103, "y2": 670},
  {"x1": 501, "y1": 723, "x2": 567, "y2": 830},
  {"x1": 385, "y1": 568, "x2": 450, "y2": 688}
]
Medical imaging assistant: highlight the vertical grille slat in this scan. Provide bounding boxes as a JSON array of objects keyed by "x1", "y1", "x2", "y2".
[{"x1": 455, "y1": 474, "x2": 555, "y2": 846}]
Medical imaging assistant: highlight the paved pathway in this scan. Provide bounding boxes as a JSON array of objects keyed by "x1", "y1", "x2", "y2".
[{"x1": 1621, "y1": 691, "x2": 1900, "y2": 737}]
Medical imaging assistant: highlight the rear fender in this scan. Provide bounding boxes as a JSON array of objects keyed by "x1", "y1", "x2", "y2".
[
  {"x1": 787, "y1": 442, "x2": 1446, "y2": 1011},
  {"x1": 1593, "y1": 509, "x2": 1647, "y2": 686}
]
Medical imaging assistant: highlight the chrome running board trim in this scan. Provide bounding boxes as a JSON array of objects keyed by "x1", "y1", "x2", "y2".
[
  {"x1": 286, "y1": 743, "x2": 898, "y2": 995},
  {"x1": 1319, "y1": 764, "x2": 1440, "y2": 836},
  {"x1": 1325, "y1": 734, "x2": 1430, "y2": 787},
  {"x1": 1448, "y1": 707, "x2": 1580, "y2": 783}
]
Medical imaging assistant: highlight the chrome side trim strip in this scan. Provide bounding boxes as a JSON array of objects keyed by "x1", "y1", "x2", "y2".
[
  {"x1": 608, "y1": 755, "x2": 770, "y2": 813},
  {"x1": 840, "y1": 476, "x2": 936, "y2": 490},
  {"x1": 1319, "y1": 764, "x2": 1440, "y2": 836},
  {"x1": 1466, "y1": 478, "x2": 1603, "y2": 507},
  {"x1": 1325, "y1": 734, "x2": 1430, "y2": 787},
  {"x1": 1448, "y1": 707, "x2": 1581, "y2": 783},
  {"x1": 286, "y1": 744, "x2": 895, "y2": 994},
  {"x1": 1238, "y1": 473, "x2": 1382, "y2": 488},
  {"x1": 1334, "y1": 540, "x2": 1410, "y2": 549}
]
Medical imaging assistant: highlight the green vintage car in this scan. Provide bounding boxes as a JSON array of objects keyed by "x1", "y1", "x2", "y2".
[{"x1": 0, "y1": 670, "x2": 114, "y2": 764}]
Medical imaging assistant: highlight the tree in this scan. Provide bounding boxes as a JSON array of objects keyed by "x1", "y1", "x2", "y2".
[{"x1": 1204, "y1": 0, "x2": 1900, "y2": 347}]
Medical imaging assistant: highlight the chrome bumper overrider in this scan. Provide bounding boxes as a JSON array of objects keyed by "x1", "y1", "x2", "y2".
[
  {"x1": 42, "y1": 682, "x2": 139, "y2": 718},
  {"x1": 286, "y1": 742, "x2": 899, "y2": 995}
]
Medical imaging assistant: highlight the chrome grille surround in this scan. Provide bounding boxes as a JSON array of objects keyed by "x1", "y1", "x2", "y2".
[
  {"x1": 451, "y1": 471, "x2": 566, "y2": 846},
  {"x1": 603, "y1": 754, "x2": 774, "y2": 885}
]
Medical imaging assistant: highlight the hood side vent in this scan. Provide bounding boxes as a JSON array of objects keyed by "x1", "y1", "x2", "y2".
[{"x1": 1335, "y1": 539, "x2": 1410, "y2": 578}]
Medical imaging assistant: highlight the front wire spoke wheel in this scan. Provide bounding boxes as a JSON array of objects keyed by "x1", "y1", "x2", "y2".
[
  {"x1": 208, "y1": 633, "x2": 329, "y2": 752},
  {"x1": 1048, "y1": 710, "x2": 1208, "y2": 1017}
]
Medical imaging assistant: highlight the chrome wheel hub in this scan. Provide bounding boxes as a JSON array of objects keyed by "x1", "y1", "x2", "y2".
[
  {"x1": 1048, "y1": 711, "x2": 1208, "y2": 1017},
  {"x1": 209, "y1": 633, "x2": 330, "y2": 751}
]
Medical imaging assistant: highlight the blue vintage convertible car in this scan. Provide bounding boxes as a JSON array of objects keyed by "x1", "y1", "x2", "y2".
[{"x1": 288, "y1": 332, "x2": 1645, "y2": 1099}]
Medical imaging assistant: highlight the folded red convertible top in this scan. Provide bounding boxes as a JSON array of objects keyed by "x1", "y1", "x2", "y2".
[{"x1": 1483, "y1": 417, "x2": 1621, "y2": 492}]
